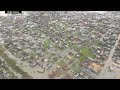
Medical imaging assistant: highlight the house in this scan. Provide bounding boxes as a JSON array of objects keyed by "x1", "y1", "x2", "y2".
[
  {"x1": 30, "y1": 61, "x2": 38, "y2": 68},
  {"x1": 115, "y1": 60, "x2": 120, "y2": 64},
  {"x1": 89, "y1": 63, "x2": 102, "y2": 73},
  {"x1": 62, "y1": 64, "x2": 68, "y2": 71},
  {"x1": 87, "y1": 57, "x2": 94, "y2": 61},
  {"x1": 115, "y1": 74, "x2": 120, "y2": 79},
  {"x1": 67, "y1": 54, "x2": 73, "y2": 60},
  {"x1": 48, "y1": 67, "x2": 62, "y2": 79},
  {"x1": 0, "y1": 60, "x2": 4, "y2": 68},
  {"x1": 61, "y1": 74, "x2": 73, "y2": 79},
  {"x1": 79, "y1": 72, "x2": 84, "y2": 76},
  {"x1": 48, "y1": 64, "x2": 62, "y2": 79}
]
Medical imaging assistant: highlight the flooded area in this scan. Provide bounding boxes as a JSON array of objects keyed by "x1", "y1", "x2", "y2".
[{"x1": 0, "y1": 11, "x2": 120, "y2": 79}]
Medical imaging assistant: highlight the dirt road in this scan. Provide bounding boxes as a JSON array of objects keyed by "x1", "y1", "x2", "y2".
[{"x1": 97, "y1": 34, "x2": 120, "y2": 79}]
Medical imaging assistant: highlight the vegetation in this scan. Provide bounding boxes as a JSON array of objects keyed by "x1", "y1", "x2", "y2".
[
  {"x1": 52, "y1": 56, "x2": 58, "y2": 62},
  {"x1": 71, "y1": 44, "x2": 80, "y2": 52},
  {"x1": 80, "y1": 46, "x2": 96, "y2": 61},
  {"x1": 57, "y1": 60, "x2": 65, "y2": 66},
  {"x1": 71, "y1": 60, "x2": 80, "y2": 71},
  {"x1": 43, "y1": 39, "x2": 51, "y2": 49}
]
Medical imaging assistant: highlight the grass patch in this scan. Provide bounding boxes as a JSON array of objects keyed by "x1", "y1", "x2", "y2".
[
  {"x1": 69, "y1": 45, "x2": 96, "y2": 63},
  {"x1": 43, "y1": 39, "x2": 51, "y2": 49},
  {"x1": 92, "y1": 31, "x2": 96, "y2": 35},
  {"x1": 29, "y1": 52, "x2": 37, "y2": 60},
  {"x1": 80, "y1": 46, "x2": 96, "y2": 61},
  {"x1": 80, "y1": 55, "x2": 86, "y2": 62},
  {"x1": 57, "y1": 60, "x2": 65, "y2": 67},
  {"x1": 52, "y1": 56, "x2": 58, "y2": 62},
  {"x1": 9, "y1": 72, "x2": 17, "y2": 79}
]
